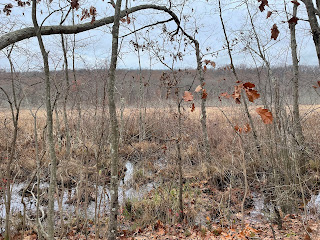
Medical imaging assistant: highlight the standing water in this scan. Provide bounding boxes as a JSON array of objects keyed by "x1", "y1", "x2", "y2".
[{"x1": 0, "y1": 161, "x2": 155, "y2": 232}]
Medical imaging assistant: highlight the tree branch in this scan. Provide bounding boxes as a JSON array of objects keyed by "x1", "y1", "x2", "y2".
[
  {"x1": 120, "y1": 18, "x2": 174, "y2": 38},
  {"x1": 0, "y1": 4, "x2": 181, "y2": 50}
]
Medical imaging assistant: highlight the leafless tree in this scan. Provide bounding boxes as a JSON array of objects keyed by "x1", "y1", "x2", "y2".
[
  {"x1": 1, "y1": 46, "x2": 23, "y2": 240},
  {"x1": 32, "y1": 0, "x2": 57, "y2": 238}
]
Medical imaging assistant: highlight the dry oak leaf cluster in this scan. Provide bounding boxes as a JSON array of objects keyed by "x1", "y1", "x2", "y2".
[
  {"x1": 256, "y1": 107, "x2": 273, "y2": 124},
  {"x1": 219, "y1": 81, "x2": 260, "y2": 104}
]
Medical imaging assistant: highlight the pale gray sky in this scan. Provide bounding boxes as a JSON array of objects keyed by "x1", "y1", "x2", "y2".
[{"x1": 0, "y1": 0, "x2": 318, "y2": 71}]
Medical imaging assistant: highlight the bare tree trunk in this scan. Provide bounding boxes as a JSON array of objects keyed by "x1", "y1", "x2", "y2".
[
  {"x1": 71, "y1": 9, "x2": 82, "y2": 142},
  {"x1": 32, "y1": 0, "x2": 57, "y2": 238},
  {"x1": 3, "y1": 48, "x2": 21, "y2": 240},
  {"x1": 176, "y1": 100, "x2": 184, "y2": 222},
  {"x1": 56, "y1": 176, "x2": 65, "y2": 238},
  {"x1": 61, "y1": 33, "x2": 71, "y2": 159},
  {"x1": 84, "y1": 153, "x2": 89, "y2": 239},
  {"x1": 132, "y1": 21, "x2": 146, "y2": 143},
  {"x1": 33, "y1": 110, "x2": 42, "y2": 240},
  {"x1": 290, "y1": 3, "x2": 305, "y2": 171},
  {"x1": 302, "y1": 0, "x2": 320, "y2": 65},
  {"x1": 4, "y1": 105, "x2": 18, "y2": 240},
  {"x1": 75, "y1": 160, "x2": 84, "y2": 228},
  {"x1": 94, "y1": 69, "x2": 108, "y2": 240},
  {"x1": 240, "y1": 148, "x2": 248, "y2": 229},
  {"x1": 177, "y1": 26, "x2": 211, "y2": 162},
  {"x1": 107, "y1": 0, "x2": 122, "y2": 239},
  {"x1": 54, "y1": 106, "x2": 62, "y2": 150},
  {"x1": 194, "y1": 41, "x2": 211, "y2": 161}
]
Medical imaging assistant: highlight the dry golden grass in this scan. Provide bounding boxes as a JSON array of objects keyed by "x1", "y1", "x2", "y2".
[
  {"x1": 1, "y1": 104, "x2": 319, "y2": 125},
  {"x1": 0, "y1": 104, "x2": 319, "y2": 180},
  {"x1": 1, "y1": 104, "x2": 320, "y2": 238}
]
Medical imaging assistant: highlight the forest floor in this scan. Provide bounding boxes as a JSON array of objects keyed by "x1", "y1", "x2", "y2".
[
  {"x1": 1, "y1": 106, "x2": 320, "y2": 239},
  {"x1": 7, "y1": 178, "x2": 320, "y2": 240}
]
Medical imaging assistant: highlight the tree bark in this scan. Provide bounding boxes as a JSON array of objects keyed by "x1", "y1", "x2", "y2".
[
  {"x1": 302, "y1": 0, "x2": 320, "y2": 66},
  {"x1": 3, "y1": 48, "x2": 21, "y2": 240},
  {"x1": 176, "y1": 100, "x2": 184, "y2": 222},
  {"x1": 32, "y1": 0, "x2": 57, "y2": 238},
  {"x1": 107, "y1": 0, "x2": 122, "y2": 239},
  {"x1": 60, "y1": 33, "x2": 71, "y2": 159},
  {"x1": 33, "y1": 111, "x2": 42, "y2": 240},
  {"x1": 290, "y1": 3, "x2": 305, "y2": 171},
  {"x1": 194, "y1": 41, "x2": 211, "y2": 161},
  {"x1": 4, "y1": 100, "x2": 19, "y2": 240}
]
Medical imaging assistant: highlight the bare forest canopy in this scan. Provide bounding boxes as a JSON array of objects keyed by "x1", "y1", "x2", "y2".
[{"x1": 0, "y1": 66, "x2": 319, "y2": 108}]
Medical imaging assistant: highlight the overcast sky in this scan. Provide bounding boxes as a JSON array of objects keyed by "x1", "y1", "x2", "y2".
[{"x1": 0, "y1": 0, "x2": 318, "y2": 71}]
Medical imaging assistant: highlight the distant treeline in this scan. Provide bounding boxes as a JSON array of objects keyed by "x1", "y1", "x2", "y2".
[{"x1": 0, "y1": 65, "x2": 319, "y2": 108}]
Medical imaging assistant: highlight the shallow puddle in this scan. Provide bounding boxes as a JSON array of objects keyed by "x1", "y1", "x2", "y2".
[{"x1": 0, "y1": 161, "x2": 156, "y2": 231}]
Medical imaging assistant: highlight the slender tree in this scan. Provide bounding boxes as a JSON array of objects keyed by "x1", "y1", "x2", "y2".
[
  {"x1": 32, "y1": 0, "x2": 57, "y2": 238},
  {"x1": 1, "y1": 46, "x2": 23, "y2": 240},
  {"x1": 289, "y1": 1, "x2": 305, "y2": 169},
  {"x1": 107, "y1": 0, "x2": 122, "y2": 238}
]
